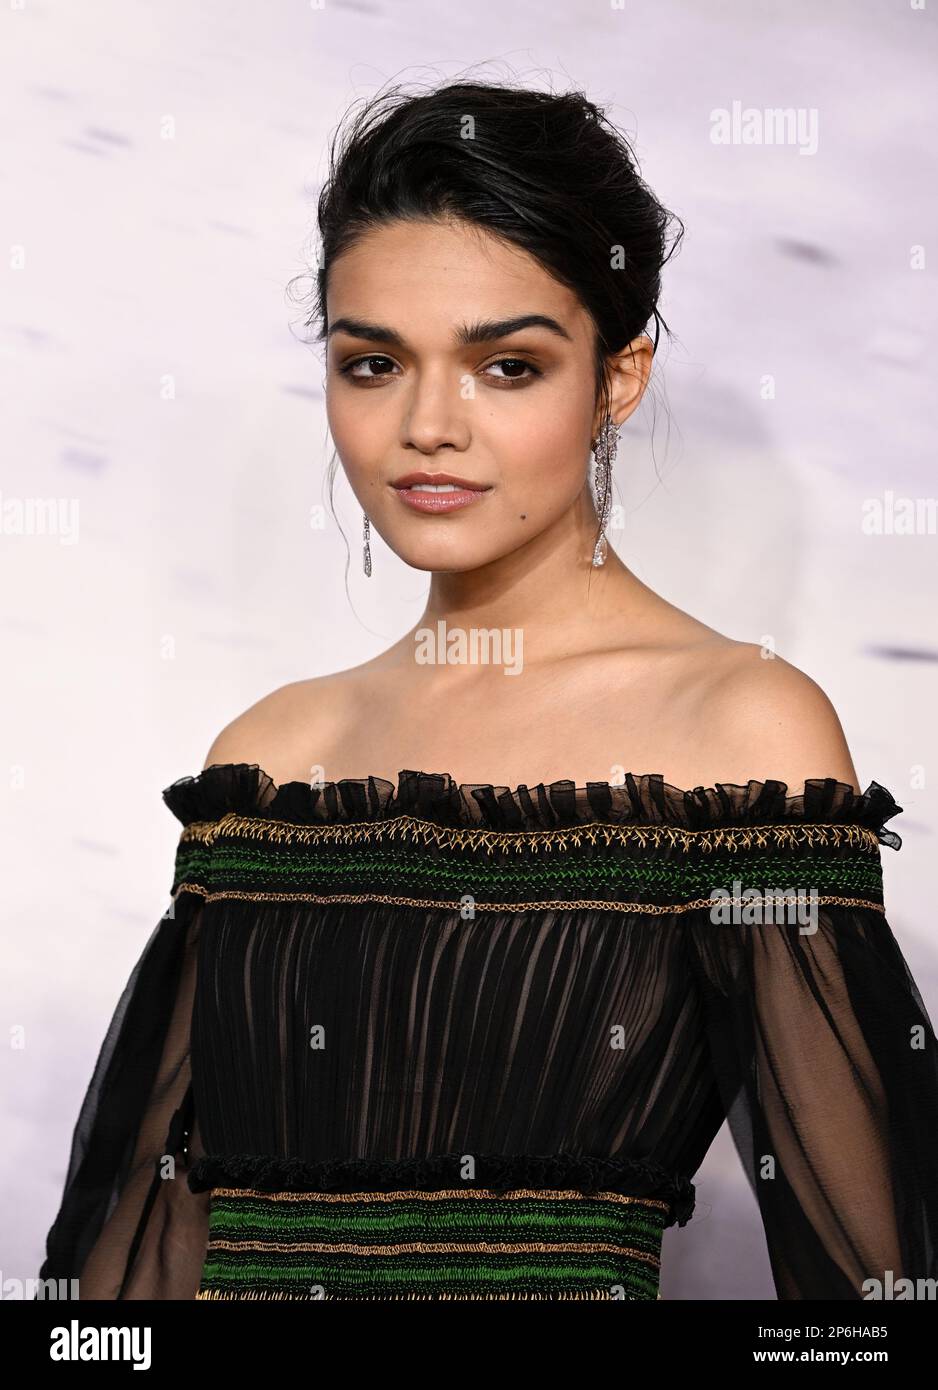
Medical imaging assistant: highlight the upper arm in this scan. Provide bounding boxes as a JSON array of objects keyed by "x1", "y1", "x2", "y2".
[{"x1": 704, "y1": 645, "x2": 862, "y2": 796}]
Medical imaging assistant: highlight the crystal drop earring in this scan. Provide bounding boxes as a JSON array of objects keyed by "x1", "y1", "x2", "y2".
[
  {"x1": 362, "y1": 511, "x2": 372, "y2": 577},
  {"x1": 590, "y1": 413, "x2": 619, "y2": 567}
]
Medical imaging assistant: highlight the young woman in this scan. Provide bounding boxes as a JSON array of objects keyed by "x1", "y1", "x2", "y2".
[{"x1": 38, "y1": 79, "x2": 938, "y2": 1301}]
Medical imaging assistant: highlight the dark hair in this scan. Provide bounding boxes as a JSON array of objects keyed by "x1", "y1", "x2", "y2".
[{"x1": 292, "y1": 76, "x2": 683, "y2": 585}]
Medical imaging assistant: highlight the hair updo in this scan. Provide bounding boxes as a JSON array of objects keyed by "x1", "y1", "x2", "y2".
[{"x1": 296, "y1": 76, "x2": 683, "y2": 577}]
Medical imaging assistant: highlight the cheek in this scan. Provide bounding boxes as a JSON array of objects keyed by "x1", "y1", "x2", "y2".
[
  {"x1": 325, "y1": 389, "x2": 389, "y2": 485},
  {"x1": 482, "y1": 389, "x2": 593, "y2": 509}
]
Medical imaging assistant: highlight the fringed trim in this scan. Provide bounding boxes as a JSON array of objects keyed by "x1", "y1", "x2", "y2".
[
  {"x1": 162, "y1": 764, "x2": 903, "y2": 850},
  {"x1": 186, "y1": 1151, "x2": 696, "y2": 1227}
]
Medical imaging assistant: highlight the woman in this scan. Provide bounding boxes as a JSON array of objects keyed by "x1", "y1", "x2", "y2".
[{"x1": 38, "y1": 79, "x2": 938, "y2": 1300}]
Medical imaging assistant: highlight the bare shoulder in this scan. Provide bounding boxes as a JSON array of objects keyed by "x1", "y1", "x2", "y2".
[
  {"x1": 202, "y1": 671, "x2": 356, "y2": 783},
  {"x1": 698, "y1": 642, "x2": 862, "y2": 795}
]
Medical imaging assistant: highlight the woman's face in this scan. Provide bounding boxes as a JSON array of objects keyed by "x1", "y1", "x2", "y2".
[{"x1": 324, "y1": 216, "x2": 642, "y2": 574}]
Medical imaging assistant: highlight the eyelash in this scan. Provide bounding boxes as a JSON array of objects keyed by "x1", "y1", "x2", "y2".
[{"x1": 337, "y1": 355, "x2": 544, "y2": 388}]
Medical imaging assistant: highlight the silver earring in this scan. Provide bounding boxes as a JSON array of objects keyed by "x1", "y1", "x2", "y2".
[
  {"x1": 590, "y1": 413, "x2": 619, "y2": 566},
  {"x1": 362, "y1": 511, "x2": 372, "y2": 577}
]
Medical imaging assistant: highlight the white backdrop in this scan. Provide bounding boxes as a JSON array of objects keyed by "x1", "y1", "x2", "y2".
[{"x1": 2, "y1": 0, "x2": 936, "y2": 1300}]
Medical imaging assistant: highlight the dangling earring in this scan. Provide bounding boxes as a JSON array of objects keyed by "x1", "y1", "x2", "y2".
[
  {"x1": 590, "y1": 413, "x2": 619, "y2": 567},
  {"x1": 362, "y1": 511, "x2": 372, "y2": 577}
]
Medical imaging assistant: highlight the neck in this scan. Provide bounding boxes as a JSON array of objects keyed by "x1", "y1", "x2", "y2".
[{"x1": 410, "y1": 503, "x2": 651, "y2": 666}]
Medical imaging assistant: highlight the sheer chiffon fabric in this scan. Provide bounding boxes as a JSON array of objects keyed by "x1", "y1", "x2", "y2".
[
  {"x1": 37, "y1": 766, "x2": 938, "y2": 1299},
  {"x1": 38, "y1": 890, "x2": 208, "y2": 1299}
]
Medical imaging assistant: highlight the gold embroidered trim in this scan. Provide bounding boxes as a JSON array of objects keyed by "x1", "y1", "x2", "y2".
[
  {"x1": 179, "y1": 810, "x2": 883, "y2": 857},
  {"x1": 194, "y1": 1287, "x2": 648, "y2": 1299},
  {"x1": 198, "y1": 1186, "x2": 667, "y2": 1299},
  {"x1": 207, "y1": 1186, "x2": 672, "y2": 1211},
  {"x1": 205, "y1": 1238, "x2": 661, "y2": 1265},
  {"x1": 172, "y1": 882, "x2": 886, "y2": 916}
]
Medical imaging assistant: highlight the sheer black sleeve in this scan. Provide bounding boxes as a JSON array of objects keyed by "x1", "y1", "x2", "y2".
[
  {"x1": 37, "y1": 868, "x2": 209, "y2": 1299},
  {"x1": 686, "y1": 796, "x2": 938, "y2": 1299}
]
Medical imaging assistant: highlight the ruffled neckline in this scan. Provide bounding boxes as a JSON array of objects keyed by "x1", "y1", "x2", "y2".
[{"x1": 163, "y1": 762, "x2": 904, "y2": 849}]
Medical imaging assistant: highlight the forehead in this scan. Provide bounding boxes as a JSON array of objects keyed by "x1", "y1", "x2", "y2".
[{"x1": 326, "y1": 217, "x2": 590, "y2": 337}]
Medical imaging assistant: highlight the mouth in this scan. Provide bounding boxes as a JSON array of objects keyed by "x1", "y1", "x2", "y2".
[
  {"x1": 392, "y1": 471, "x2": 491, "y2": 491},
  {"x1": 390, "y1": 471, "x2": 492, "y2": 514}
]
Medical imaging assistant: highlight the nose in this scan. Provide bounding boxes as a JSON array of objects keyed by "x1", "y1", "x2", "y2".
[{"x1": 400, "y1": 368, "x2": 471, "y2": 454}]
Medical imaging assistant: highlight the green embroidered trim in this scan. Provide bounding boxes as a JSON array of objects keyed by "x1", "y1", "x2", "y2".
[
  {"x1": 195, "y1": 1187, "x2": 667, "y2": 1301},
  {"x1": 169, "y1": 811, "x2": 886, "y2": 913},
  {"x1": 175, "y1": 843, "x2": 884, "y2": 894}
]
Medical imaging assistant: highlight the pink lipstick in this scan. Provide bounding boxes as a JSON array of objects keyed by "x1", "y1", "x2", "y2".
[{"x1": 390, "y1": 471, "x2": 492, "y2": 513}]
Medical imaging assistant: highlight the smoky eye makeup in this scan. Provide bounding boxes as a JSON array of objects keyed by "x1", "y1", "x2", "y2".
[
  {"x1": 336, "y1": 354, "x2": 399, "y2": 382},
  {"x1": 334, "y1": 352, "x2": 547, "y2": 388},
  {"x1": 479, "y1": 356, "x2": 544, "y2": 385}
]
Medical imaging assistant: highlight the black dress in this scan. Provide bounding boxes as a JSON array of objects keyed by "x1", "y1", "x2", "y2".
[{"x1": 36, "y1": 764, "x2": 938, "y2": 1299}]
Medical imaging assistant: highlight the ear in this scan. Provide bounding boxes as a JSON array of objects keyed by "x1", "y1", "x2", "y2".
[{"x1": 593, "y1": 333, "x2": 654, "y2": 435}]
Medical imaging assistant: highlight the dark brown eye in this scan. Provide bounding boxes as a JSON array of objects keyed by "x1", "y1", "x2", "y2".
[
  {"x1": 344, "y1": 356, "x2": 397, "y2": 379},
  {"x1": 483, "y1": 357, "x2": 542, "y2": 383}
]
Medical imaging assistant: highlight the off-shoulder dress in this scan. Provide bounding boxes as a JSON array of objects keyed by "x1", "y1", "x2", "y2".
[{"x1": 37, "y1": 764, "x2": 938, "y2": 1300}]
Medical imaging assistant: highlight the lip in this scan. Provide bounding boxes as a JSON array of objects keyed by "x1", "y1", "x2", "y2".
[
  {"x1": 390, "y1": 471, "x2": 492, "y2": 514},
  {"x1": 392, "y1": 471, "x2": 490, "y2": 490}
]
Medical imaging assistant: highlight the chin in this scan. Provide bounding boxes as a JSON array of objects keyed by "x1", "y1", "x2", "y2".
[
  {"x1": 380, "y1": 531, "x2": 506, "y2": 572},
  {"x1": 395, "y1": 550, "x2": 496, "y2": 575}
]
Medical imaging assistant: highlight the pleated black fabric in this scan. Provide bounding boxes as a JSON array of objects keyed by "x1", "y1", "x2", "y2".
[{"x1": 36, "y1": 764, "x2": 938, "y2": 1300}]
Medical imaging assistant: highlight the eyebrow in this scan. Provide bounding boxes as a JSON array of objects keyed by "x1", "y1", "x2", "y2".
[{"x1": 327, "y1": 314, "x2": 573, "y2": 348}]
